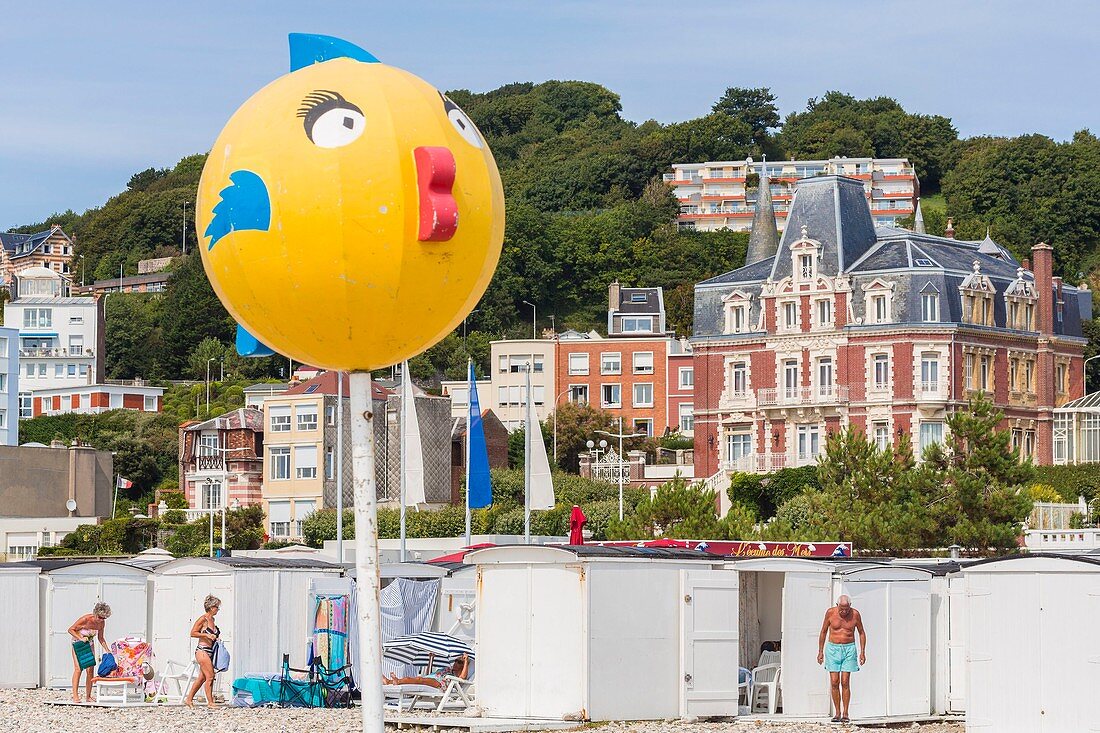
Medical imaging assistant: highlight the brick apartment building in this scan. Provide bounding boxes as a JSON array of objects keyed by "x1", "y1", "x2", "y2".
[
  {"x1": 179, "y1": 407, "x2": 266, "y2": 513},
  {"x1": 691, "y1": 174, "x2": 1088, "y2": 482}
]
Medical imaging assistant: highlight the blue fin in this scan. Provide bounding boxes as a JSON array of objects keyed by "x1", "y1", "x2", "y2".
[
  {"x1": 204, "y1": 170, "x2": 270, "y2": 250},
  {"x1": 236, "y1": 325, "x2": 275, "y2": 357},
  {"x1": 289, "y1": 33, "x2": 379, "y2": 71}
]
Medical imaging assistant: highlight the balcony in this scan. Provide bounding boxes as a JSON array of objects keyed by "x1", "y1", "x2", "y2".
[
  {"x1": 724, "y1": 453, "x2": 789, "y2": 474},
  {"x1": 18, "y1": 347, "x2": 94, "y2": 358},
  {"x1": 757, "y1": 385, "x2": 850, "y2": 407},
  {"x1": 191, "y1": 454, "x2": 226, "y2": 474},
  {"x1": 916, "y1": 380, "x2": 949, "y2": 402}
]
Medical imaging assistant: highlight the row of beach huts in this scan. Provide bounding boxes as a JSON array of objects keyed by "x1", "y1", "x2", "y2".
[{"x1": 0, "y1": 545, "x2": 1097, "y2": 732}]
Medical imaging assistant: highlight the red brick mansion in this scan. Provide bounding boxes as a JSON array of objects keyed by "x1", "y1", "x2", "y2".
[{"x1": 691, "y1": 170, "x2": 1089, "y2": 480}]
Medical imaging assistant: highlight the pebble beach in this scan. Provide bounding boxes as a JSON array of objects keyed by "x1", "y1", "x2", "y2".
[{"x1": 2, "y1": 689, "x2": 964, "y2": 733}]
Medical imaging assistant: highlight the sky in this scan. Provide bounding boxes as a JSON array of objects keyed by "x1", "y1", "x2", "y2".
[{"x1": 2, "y1": 0, "x2": 1098, "y2": 230}]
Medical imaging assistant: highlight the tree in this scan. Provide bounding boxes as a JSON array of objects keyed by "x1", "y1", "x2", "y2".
[
  {"x1": 187, "y1": 337, "x2": 229, "y2": 381},
  {"x1": 712, "y1": 87, "x2": 781, "y2": 147},
  {"x1": 158, "y1": 253, "x2": 234, "y2": 377},
  {"x1": 546, "y1": 402, "x2": 617, "y2": 472},
  {"x1": 606, "y1": 477, "x2": 722, "y2": 540}
]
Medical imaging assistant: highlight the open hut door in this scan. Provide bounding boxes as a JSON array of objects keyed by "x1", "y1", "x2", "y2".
[
  {"x1": 679, "y1": 569, "x2": 740, "y2": 718},
  {"x1": 780, "y1": 572, "x2": 832, "y2": 716}
]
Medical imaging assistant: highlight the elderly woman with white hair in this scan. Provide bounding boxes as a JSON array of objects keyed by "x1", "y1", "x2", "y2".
[
  {"x1": 185, "y1": 595, "x2": 222, "y2": 708},
  {"x1": 67, "y1": 601, "x2": 111, "y2": 702}
]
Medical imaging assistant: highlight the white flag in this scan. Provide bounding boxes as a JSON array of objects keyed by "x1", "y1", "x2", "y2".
[
  {"x1": 401, "y1": 363, "x2": 426, "y2": 506},
  {"x1": 527, "y1": 401, "x2": 555, "y2": 511}
]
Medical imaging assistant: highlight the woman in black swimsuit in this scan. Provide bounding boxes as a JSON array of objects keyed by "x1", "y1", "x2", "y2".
[{"x1": 184, "y1": 595, "x2": 221, "y2": 708}]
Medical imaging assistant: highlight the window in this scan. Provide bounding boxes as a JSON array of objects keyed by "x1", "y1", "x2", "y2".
[
  {"x1": 568, "y1": 353, "x2": 589, "y2": 376},
  {"x1": 679, "y1": 367, "x2": 694, "y2": 388},
  {"x1": 633, "y1": 418, "x2": 654, "y2": 437},
  {"x1": 66, "y1": 364, "x2": 77, "y2": 377},
  {"x1": 269, "y1": 406, "x2": 291, "y2": 432},
  {"x1": 498, "y1": 355, "x2": 508, "y2": 373},
  {"x1": 532, "y1": 355, "x2": 545, "y2": 373},
  {"x1": 919, "y1": 422, "x2": 944, "y2": 453},
  {"x1": 70, "y1": 315, "x2": 84, "y2": 326},
  {"x1": 633, "y1": 383, "x2": 654, "y2": 407},
  {"x1": 920, "y1": 354, "x2": 940, "y2": 391},
  {"x1": 325, "y1": 448, "x2": 335, "y2": 480},
  {"x1": 921, "y1": 293, "x2": 939, "y2": 322},
  {"x1": 270, "y1": 446, "x2": 291, "y2": 480},
  {"x1": 79, "y1": 364, "x2": 88, "y2": 378},
  {"x1": 1025, "y1": 360, "x2": 1034, "y2": 393},
  {"x1": 1024, "y1": 303, "x2": 1034, "y2": 330},
  {"x1": 729, "y1": 304, "x2": 748, "y2": 333},
  {"x1": 601, "y1": 352, "x2": 621, "y2": 375},
  {"x1": 797, "y1": 425, "x2": 821, "y2": 461},
  {"x1": 726, "y1": 433, "x2": 753, "y2": 463},
  {"x1": 199, "y1": 432, "x2": 219, "y2": 456},
  {"x1": 268, "y1": 501, "x2": 291, "y2": 538},
  {"x1": 731, "y1": 362, "x2": 748, "y2": 396},
  {"x1": 1010, "y1": 359, "x2": 1019, "y2": 390},
  {"x1": 0, "y1": 337, "x2": 5, "y2": 358},
  {"x1": 816, "y1": 299, "x2": 832, "y2": 327},
  {"x1": 783, "y1": 302, "x2": 798, "y2": 330},
  {"x1": 783, "y1": 359, "x2": 800, "y2": 399},
  {"x1": 799, "y1": 254, "x2": 814, "y2": 279},
  {"x1": 1057, "y1": 363, "x2": 1068, "y2": 395},
  {"x1": 630, "y1": 292, "x2": 647, "y2": 303},
  {"x1": 297, "y1": 407, "x2": 318, "y2": 431},
  {"x1": 325, "y1": 403, "x2": 337, "y2": 425},
  {"x1": 507, "y1": 355, "x2": 531, "y2": 373},
  {"x1": 633, "y1": 351, "x2": 654, "y2": 374},
  {"x1": 22, "y1": 308, "x2": 52, "y2": 328},
  {"x1": 982, "y1": 298, "x2": 992, "y2": 325},
  {"x1": 621, "y1": 317, "x2": 654, "y2": 333},
  {"x1": 965, "y1": 354, "x2": 974, "y2": 388},
  {"x1": 0, "y1": 374, "x2": 4, "y2": 393},
  {"x1": 142, "y1": 395, "x2": 157, "y2": 411},
  {"x1": 1008, "y1": 302, "x2": 1019, "y2": 328},
  {"x1": 0, "y1": 410, "x2": 5, "y2": 429},
  {"x1": 979, "y1": 356, "x2": 990, "y2": 391},
  {"x1": 294, "y1": 446, "x2": 318, "y2": 479},
  {"x1": 533, "y1": 386, "x2": 545, "y2": 405},
  {"x1": 817, "y1": 357, "x2": 833, "y2": 396},
  {"x1": 873, "y1": 353, "x2": 890, "y2": 389},
  {"x1": 54, "y1": 364, "x2": 63, "y2": 378},
  {"x1": 601, "y1": 384, "x2": 621, "y2": 408},
  {"x1": 24, "y1": 363, "x2": 34, "y2": 379},
  {"x1": 68, "y1": 335, "x2": 83, "y2": 354},
  {"x1": 37, "y1": 363, "x2": 46, "y2": 377},
  {"x1": 873, "y1": 422, "x2": 891, "y2": 451},
  {"x1": 109, "y1": 392, "x2": 123, "y2": 409},
  {"x1": 569, "y1": 385, "x2": 589, "y2": 405},
  {"x1": 872, "y1": 295, "x2": 888, "y2": 323},
  {"x1": 18, "y1": 394, "x2": 32, "y2": 419},
  {"x1": 679, "y1": 403, "x2": 694, "y2": 433},
  {"x1": 201, "y1": 481, "x2": 223, "y2": 510}
]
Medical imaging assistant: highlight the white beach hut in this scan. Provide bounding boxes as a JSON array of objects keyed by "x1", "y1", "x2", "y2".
[
  {"x1": 152, "y1": 556, "x2": 344, "y2": 695},
  {"x1": 467, "y1": 545, "x2": 736, "y2": 721},
  {"x1": 28, "y1": 560, "x2": 154, "y2": 688},
  {"x1": 728, "y1": 557, "x2": 933, "y2": 721},
  {"x1": 963, "y1": 554, "x2": 1100, "y2": 733},
  {"x1": 0, "y1": 563, "x2": 42, "y2": 687},
  {"x1": 433, "y1": 563, "x2": 477, "y2": 641}
]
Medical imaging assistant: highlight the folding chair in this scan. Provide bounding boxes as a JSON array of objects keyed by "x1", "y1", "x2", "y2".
[
  {"x1": 154, "y1": 660, "x2": 198, "y2": 705},
  {"x1": 279, "y1": 653, "x2": 323, "y2": 708},
  {"x1": 314, "y1": 657, "x2": 355, "y2": 708}
]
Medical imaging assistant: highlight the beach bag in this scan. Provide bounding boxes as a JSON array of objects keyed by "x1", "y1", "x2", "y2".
[
  {"x1": 213, "y1": 641, "x2": 231, "y2": 672},
  {"x1": 72, "y1": 640, "x2": 95, "y2": 670},
  {"x1": 97, "y1": 652, "x2": 118, "y2": 677}
]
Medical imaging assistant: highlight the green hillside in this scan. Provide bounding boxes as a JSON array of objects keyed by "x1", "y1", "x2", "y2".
[{"x1": 12, "y1": 83, "x2": 1100, "y2": 381}]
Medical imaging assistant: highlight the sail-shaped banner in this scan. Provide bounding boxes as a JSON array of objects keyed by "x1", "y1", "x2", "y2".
[
  {"x1": 401, "y1": 362, "x2": 426, "y2": 506},
  {"x1": 467, "y1": 361, "x2": 492, "y2": 509}
]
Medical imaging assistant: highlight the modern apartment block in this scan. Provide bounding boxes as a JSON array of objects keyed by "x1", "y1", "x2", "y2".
[
  {"x1": 2, "y1": 268, "x2": 104, "y2": 400},
  {"x1": 690, "y1": 173, "x2": 1088, "y2": 483},
  {"x1": 0, "y1": 327, "x2": 17, "y2": 445},
  {"x1": 667, "y1": 157, "x2": 918, "y2": 232},
  {"x1": 0, "y1": 225, "x2": 76, "y2": 285},
  {"x1": 488, "y1": 338, "x2": 556, "y2": 429}
]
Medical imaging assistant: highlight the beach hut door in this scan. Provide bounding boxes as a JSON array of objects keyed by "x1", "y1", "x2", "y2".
[
  {"x1": 679, "y1": 569, "x2": 740, "y2": 718},
  {"x1": 781, "y1": 572, "x2": 832, "y2": 716}
]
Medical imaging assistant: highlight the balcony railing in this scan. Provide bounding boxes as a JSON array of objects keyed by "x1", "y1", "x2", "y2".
[
  {"x1": 916, "y1": 380, "x2": 949, "y2": 400},
  {"x1": 193, "y1": 454, "x2": 225, "y2": 472},
  {"x1": 18, "y1": 347, "x2": 94, "y2": 358},
  {"x1": 724, "y1": 453, "x2": 789, "y2": 474},
  {"x1": 757, "y1": 385, "x2": 850, "y2": 407}
]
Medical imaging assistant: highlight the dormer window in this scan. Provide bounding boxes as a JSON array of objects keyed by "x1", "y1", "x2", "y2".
[
  {"x1": 722, "y1": 290, "x2": 754, "y2": 335},
  {"x1": 961, "y1": 261, "x2": 997, "y2": 327},
  {"x1": 790, "y1": 226, "x2": 822, "y2": 282},
  {"x1": 1003, "y1": 268, "x2": 1039, "y2": 331},
  {"x1": 921, "y1": 292, "x2": 939, "y2": 322},
  {"x1": 799, "y1": 254, "x2": 814, "y2": 280},
  {"x1": 862, "y1": 279, "x2": 895, "y2": 325}
]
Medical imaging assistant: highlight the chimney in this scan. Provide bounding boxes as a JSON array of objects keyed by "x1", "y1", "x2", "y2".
[
  {"x1": 944, "y1": 217, "x2": 955, "y2": 239},
  {"x1": 1022, "y1": 257, "x2": 1030, "y2": 272},
  {"x1": 608, "y1": 281, "x2": 621, "y2": 313},
  {"x1": 1032, "y1": 242, "x2": 1054, "y2": 335}
]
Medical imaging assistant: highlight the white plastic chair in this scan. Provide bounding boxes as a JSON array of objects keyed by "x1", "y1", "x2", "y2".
[
  {"x1": 436, "y1": 673, "x2": 475, "y2": 711},
  {"x1": 750, "y1": 650, "x2": 781, "y2": 714},
  {"x1": 154, "y1": 660, "x2": 198, "y2": 704}
]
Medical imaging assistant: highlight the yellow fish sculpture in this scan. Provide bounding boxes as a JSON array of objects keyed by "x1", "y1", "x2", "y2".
[{"x1": 196, "y1": 33, "x2": 505, "y2": 370}]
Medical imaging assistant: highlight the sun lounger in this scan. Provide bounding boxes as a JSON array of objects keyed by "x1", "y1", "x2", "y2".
[{"x1": 93, "y1": 676, "x2": 145, "y2": 706}]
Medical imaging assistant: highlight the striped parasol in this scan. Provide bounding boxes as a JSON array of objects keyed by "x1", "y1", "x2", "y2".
[{"x1": 382, "y1": 631, "x2": 474, "y2": 670}]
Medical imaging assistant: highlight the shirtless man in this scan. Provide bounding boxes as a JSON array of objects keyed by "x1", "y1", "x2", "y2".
[
  {"x1": 68, "y1": 602, "x2": 110, "y2": 703},
  {"x1": 817, "y1": 595, "x2": 866, "y2": 724}
]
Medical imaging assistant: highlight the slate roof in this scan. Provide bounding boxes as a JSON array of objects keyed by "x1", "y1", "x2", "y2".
[
  {"x1": 0, "y1": 229, "x2": 51, "y2": 254},
  {"x1": 183, "y1": 407, "x2": 265, "y2": 433},
  {"x1": 284, "y1": 371, "x2": 394, "y2": 399},
  {"x1": 617, "y1": 287, "x2": 662, "y2": 314},
  {"x1": 698, "y1": 255, "x2": 775, "y2": 286}
]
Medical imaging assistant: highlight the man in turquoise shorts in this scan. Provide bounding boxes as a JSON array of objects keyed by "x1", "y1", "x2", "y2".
[{"x1": 817, "y1": 595, "x2": 866, "y2": 724}]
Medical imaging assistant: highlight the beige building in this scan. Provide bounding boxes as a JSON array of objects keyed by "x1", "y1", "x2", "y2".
[{"x1": 488, "y1": 338, "x2": 557, "y2": 429}]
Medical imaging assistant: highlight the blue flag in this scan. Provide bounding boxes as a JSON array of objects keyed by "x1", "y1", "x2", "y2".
[{"x1": 467, "y1": 361, "x2": 492, "y2": 509}]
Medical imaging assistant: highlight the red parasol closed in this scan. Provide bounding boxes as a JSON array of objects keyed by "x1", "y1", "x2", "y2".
[{"x1": 569, "y1": 505, "x2": 587, "y2": 545}]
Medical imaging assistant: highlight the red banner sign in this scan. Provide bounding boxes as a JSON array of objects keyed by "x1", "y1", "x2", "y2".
[{"x1": 598, "y1": 539, "x2": 852, "y2": 558}]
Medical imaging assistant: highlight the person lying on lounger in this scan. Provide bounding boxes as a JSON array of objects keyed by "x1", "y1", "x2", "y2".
[{"x1": 382, "y1": 653, "x2": 470, "y2": 688}]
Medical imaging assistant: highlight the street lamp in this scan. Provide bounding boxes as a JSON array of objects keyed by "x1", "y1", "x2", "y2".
[
  {"x1": 205, "y1": 357, "x2": 222, "y2": 414},
  {"x1": 596, "y1": 417, "x2": 646, "y2": 520},
  {"x1": 522, "y1": 300, "x2": 536, "y2": 340},
  {"x1": 551, "y1": 387, "x2": 573, "y2": 465},
  {"x1": 77, "y1": 255, "x2": 86, "y2": 288},
  {"x1": 463, "y1": 308, "x2": 481, "y2": 348}
]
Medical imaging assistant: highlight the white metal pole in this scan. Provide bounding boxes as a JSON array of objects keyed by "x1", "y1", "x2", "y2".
[
  {"x1": 464, "y1": 359, "x2": 472, "y2": 547},
  {"x1": 111, "y1": 472, "x2": 118, "y2": 519},
  {"x1": 524, "y1": 365, "x2": 532, "y2": 544},
  {"x1": 399, "y1": 361, "x2": 407, "y2": 562},
  {"x1": 336, "y1": 374, "x2": 344, "y2": 562},
  {"x1": 618, "y1": 417, "x2": 625, "y2": 521},
  {"x1": 220, "y1": 479, "x2": 226, "y2": 551},
  {"x1": 349, "y1": 371, "x2": 384, "y2": 733}
]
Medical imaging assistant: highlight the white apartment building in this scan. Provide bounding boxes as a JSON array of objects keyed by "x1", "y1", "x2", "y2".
[
  {"x1": 3, "y1": 268, "x2": 103, "y2": 403},
  {"x1": 0, "y1": 327, "x2": 17, "y2": 445},
  {"x1": 488, "y1": 339, "x2": 556, "y2": 429},
  {"x1": 441, "y1": 379, "x2": 491, "y2": 419},
  {"x1": 667, "y1": 157, "x2": 918, "y2": 232}
]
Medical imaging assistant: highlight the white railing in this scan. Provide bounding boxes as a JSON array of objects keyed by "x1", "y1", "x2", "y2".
[
  {"x1": 183, "y1": 508, "x2": 218, "y2": 522},
  {"x1": 757, "y1": 386, "x2": 849, "y2": 407},
  {"x1": 18, "y1": 347, "x2": 94, "y2": 358},
  {"x1": 1024, "y1": 528, "x2": 1100, "y2": 552},
  {"x1": 916, "y1": 380, "x2": 949, "y2": 400},
  {"x1": 723, "y1": 453, "x2": 789, "y2": 474}
]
